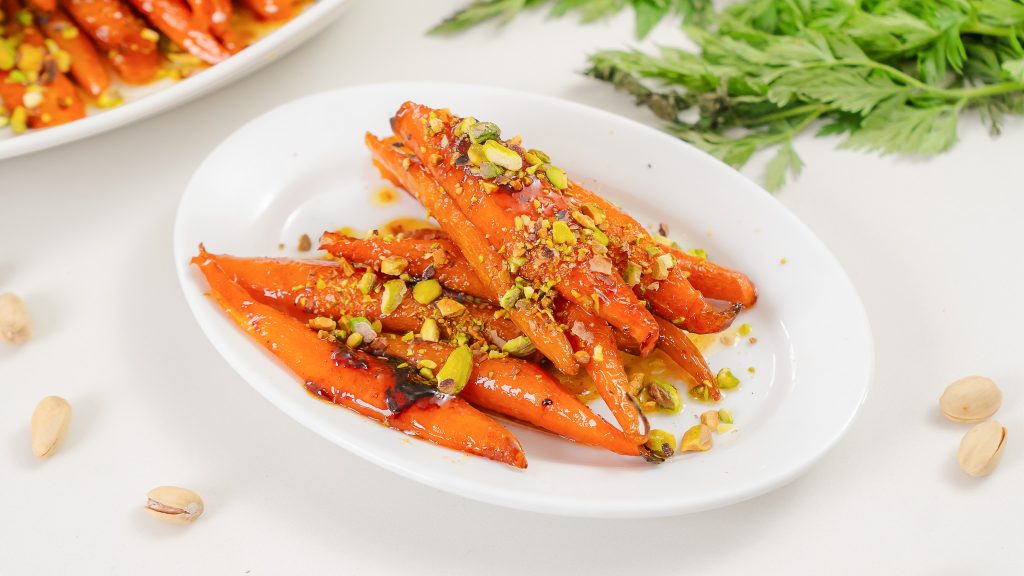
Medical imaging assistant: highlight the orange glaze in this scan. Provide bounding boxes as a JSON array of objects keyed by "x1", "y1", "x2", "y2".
[{"x1": 378, "y1": 217, "x2": 439, "y2": 236}]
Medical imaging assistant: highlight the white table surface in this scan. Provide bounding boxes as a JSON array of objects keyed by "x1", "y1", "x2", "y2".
[{"x1": 2, "y1": 1, "x2": 1021, "y2": 573}]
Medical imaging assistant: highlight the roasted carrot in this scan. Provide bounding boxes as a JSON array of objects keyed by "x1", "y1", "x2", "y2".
[
  {"x1": 367, "y1": 133, "x2": 580, "y2": 376},
  {"x1": 562, "y1": 182, "x2": 757, "y2": 308},
  {"x1": 390, "y1": 102, "x2": 660, "y2": 354},
  {"x1": 208, "y1": 0, "x2": 237, "y2": 52},
  {"x1": 39, "y1": 8, "x2": 110, "y2": 98},
  {"x1": 0, "y1": 29, "x2": 85, "y2": 129},
  {"x1": 240, "y1": 0, "x2": 292, "y2": 21},
  {"x1": 203, "y1": 251, "x2": 522, "y2": 346},
  {"x1": 126, "y1": 0, "x2": 231, "y2": 64},
  {"x1": 193, "y1": 248, "x2": 527, "y2": 468},
  {"x1": 371, "y1": 334, "x2": 641, "y2": 456},
  {"x1": 62, "y1": 0, "x2": 161, "y2": 84},
  {"x1": 320, "y1": 231, "x2": 492, "y2": 300},
  {"x1": 28, "y1": 0, "x2": 55, "y2": 12},
  {"x1": 558, "y1": 302, "x2": 647, "y2": 444},
  {"x1": 654, "y1": 316, "x2": 719, "y2": 401}
]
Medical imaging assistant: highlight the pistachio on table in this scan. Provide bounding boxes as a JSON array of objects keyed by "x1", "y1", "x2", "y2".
[
  {"x1": 940, "y1": 376, "x2": 1002, "y2": 423},
  {"x1": 31, "y1": 395, "x2": 72, "y2": 458},
  {"x1": 0, "y1": 293, "x2": 33, "y2": 345},
  {"x1": 957, "y1": 420, "x2": 1006, "y2": 477},
  {"x1": 145, "y1": 486, "x2": 205, "y2": 524}
]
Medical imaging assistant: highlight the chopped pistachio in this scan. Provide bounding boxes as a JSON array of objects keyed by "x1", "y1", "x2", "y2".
[
  {"x1": 570, "y1": 210, "x2": 596, "y2": 230},
  {"x1": 353, "y1": 270, "x2": 375, "y2": 294},
  {"x1": 420, "y1": 318, "x2": 440, "y2": 342},
  {"x1": 700, "y1": 410, "x2": 720, "y2": 428},
  {"x1": 482, "y1": 140, "x2": 523, "y2": 171},
  {"x1": 651, "y1": 252, "x2": 676, "y2": 280},
  {"x1": 417, "y1": 359, "x2": 438, "y2": 371},
  {"x1": 309, "y1": 316, "x2": 337, "y2": 331},
  {"x1": 738, "y1": 323, "x2": 751, "y2": 336},
  {"x1": 501, "y1": 336, "x2": 535, "y2": 357},
  {"x1": 527, "y1": 149, "x2": 550, "y2": 163},
  {"x1": 380, "y1": 279, "x2": 407, "y2": 314},
  {"x1": 647, "y1": 379, "x2": 682, "y2": 413},
  {"x1": 523, "y1": 151, "x2": 543, "y2": 166},
  {"x1": 623, "y1": 261, "x2": 642, "y2": 286},
  {"x1": 16, "y1": 9, "x2": 32, "y2": 26},
  {"x1": 419, "y1": 367, "x2": 435, "y2": 379},
  {"x1": 686, "y1": 248, "x2": 708, "y2": 260},
  {"x1": 628, "y1": 372, "x2": 646, "y2": 397},
  {"x1": 653, "y1": 234, "x2": 675, "y2": 247},
  {"x1": 22, "y1": 91, "x2": 42, "y2": 110},
  {"x1": 645, "y1": 429, "x2": 676, "y2": 460},
  {"x1": 717, "y1": 423, "x2": 734, "y2": 433},
  {"x1": 401, "y1": 331, "x2": 415, "y2": 342},
  {"x1": 477, "y1": 162, "x2": 504, "y2": 179},
  {"x1": 467, "y1": 143, "x2": 487, "y2": 165},
  {"x1": 498, "y1": 286, "x2": 521, "y2": 310},
  {"x1": 412, "y1": 279, "x2": 442, "y2": 305},
  {"x1": 551, "y1": 221, "x2": 576, "y2": 245},
  {"x1": 17, "y1": 44, "x2": 43, "y2": 74},
  {"x1": 679, "y1": 424, "x2": 713, "y2": 452},
  {"x1": 591, "y1": 228, "x2": 609, "y2": 246},
  {"x1": 545, "y1": 166, "x2": 568, "y2": 190},
  {"x1": 436, "y1": 345, "x2": 473, "y2": 395},
  {"x1": 719, "y1": 408, "x2": 734, "y2": 425},
  {"x1": 716, "y1": 368, "x2": 740, "y2": 390},
  {"x1": 592, "y1": 344, "x2": 604, "y2": 362},
  {"x1": 435, "y1": 297, "x2": 466, "y2": 317},
  {"x1": 380, "y1": 256, "x2": 408, "y2": 276},
  {"x1": 59, "y1": 25, "x2": 80, "y2": 39},
  {"x1": 345, "y1": 332, "x2": 363, "y2": 348},
  {"x1": 10, "y1": 106, "x2": 27, "y2": 134},
  {"x1": 467, "y1": 121, "x2": 500, "y2": 144},
  {"x1": 689, "y1": 384, "x2": 712, "y2": 402},
  {"x1": 0, "y1": 42, "x2": 15, "y2": 71},
  {"x1": 454, "y1": 116, "x2": 476, "y2": 137},
  {"x1": 580, "y1": 203, "x2": 605, "y2": 225},
  {"x1": 507, "y1": 256, "x2": 527, "y2": 273}
]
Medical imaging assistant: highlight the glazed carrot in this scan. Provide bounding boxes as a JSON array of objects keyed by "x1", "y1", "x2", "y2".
[
  {"x1": 193, "y1": 249, "x2": 527, "y2": 468},
  {"x1": 240, "y1": 0, "x2": 292, "y2": 21},
  {"x1": 62, "y1": 0, "x2": 161, "y2": 84},
  {"x1": 39, "y1": 8, "x2": 110, "y2": 98},
  {"x1": 654, "y1": 316, "x2": 719, "y2": 401},
  {"x1": 0, "y1": 30, "x2": 85, "y2": 129},
  {"x1": 203, "y1": 251, "x2": 522, "y2": 345},
  {"x1": 558, "y1": 302, "x2": 647, "y2": 444},
  {"x1": 320, "y1": 231, "x2": 491, "y2": 300},
  {"x1": 562, "y1": 183, "x2": 757, "y2": 308},
  {"x1": 390, "y1": 102, "x2": 660, "y2": 354},
  {"x1": 28, "y1": 0, "x2": 56, "y2": 12},
  {"x1": 126, "y1": 0, "x2": 231, "y2": 64},
  {"x1": 371, "y1": 334, "x2": 641, "y2": 456},
  {"x1": 208, "y1": 0, "x2": 238, "y2": 52},
  {"x1": 367, "y1": 133, "x2": 580, "y2": 376}
]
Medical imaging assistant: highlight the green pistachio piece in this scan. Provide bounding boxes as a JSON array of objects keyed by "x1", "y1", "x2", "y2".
[
  {"x1": 467, "y1": 121, "x2": 500, "y2": 144},
  {"x1": 716, "y1": 368, "x2": 740, "y2": 390},
  {"x1": 482, "y1": 140, "x2": 523, "y2": 171},
  {"x1": 499, "y1": 286, "x2": 521, "y2": 310},
  {"x1": 527, "y1": 149, "x2": 550, "y2": 164},
  {"x1": 435, "y1": 345, "x2": 473, "y2": 395},
  {"x1": 679, "y1": 424, "x2": 713, "y2": 452},
  {"x1": 420, "y1": 318, "x2": 440, "y2": 342},
  {"x1": 686, "y1": 248, "x2": 708, "y2": 260},
  {"x1": 380, "y1": 279, "x2": 407, "y2": 315},
  {"x1": 413, "y1": 279, "x2": 442, "y2": 305},
  {"x1": 647, "y1": 378, "x2": 682, "y2": 413},
  {"x1": 478, "y1": 162, "x2": 504, "y2": 179},
  {"x1": 551, "y1": 221, "x2": 576, "y2": 245},
  {"x1": 718, "y1": 408, "x2": 734, "y2": 424},
  {"x1": 623, "y1": 261, "x2": 642, "y2": 286},
  {"x1": 591, "y1": 228, "x2": 609, "y2": 246},
  {"x1": 435, "y1": 297, "x2": 466, "y2": 317},
  {"x1": 0, "y1": 43, "x2": 15, "y2": 71},
  {"x1": 580, "y1": 203, "x2": 605, "y2": 225},
  {"x1": 645, "y1": 429, "x2": 676, "y2": 460},
  {"x1": 651, "y1": 252, "x2": 676, "y2": 280},
  {"x1": 467, "y1": 143, "x2": 487, "y2": 166},
  {"x1": 545, "y1": 166, "x2": 568, "y2": 190},
  {"x1": 689, "y1": 384, "x2": 712, "y2": 402},
  {"x1": 345, "y1": 332, "x2": 363, "y2": 348},
  {"x1": 357, "y1": 270, "x2": 377, "y2": 295},
  {"x1": 454, "y1": 116, "x2": 476, "y2": 137},
  {"x1": 501, "y1": 336, "x2": 535, "y2": 357},
  {"x1": 380, "y1": 256, "x2": 408, "y2": 276},
  {"x1": 10, "y1": 106, "x2": 27, "y2": 134}
]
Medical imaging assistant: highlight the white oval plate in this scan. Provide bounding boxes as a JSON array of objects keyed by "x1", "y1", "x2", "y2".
[
  {"x1": 0, "y1": 0, "x2": 349, "y2": 161},
  {"x1": 174, "y1": 83, "x2": 873, "y2": 518}
]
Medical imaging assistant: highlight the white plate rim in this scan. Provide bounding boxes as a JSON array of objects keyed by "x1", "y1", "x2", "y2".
[
  {"x1": 0, "y1": 0, "x2": 350, "y2": 161},
  {"x1": 173, "y1": 82, "x2": 874, "y2": 518}
]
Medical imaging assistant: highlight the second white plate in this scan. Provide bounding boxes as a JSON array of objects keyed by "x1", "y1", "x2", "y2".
[{"x1": 174, "y1": 82, "x2": 873, "y2": 518}]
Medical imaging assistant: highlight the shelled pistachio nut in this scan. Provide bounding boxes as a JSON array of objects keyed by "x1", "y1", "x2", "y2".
[
  {"x1": 957, "y1": 421, "x2": 1006, "y2": 477},
  {"x1": 940, "y1": 376, "x2": 1002, "y2": 423},
  {"x1": 31, "y1": 396, "x2": 72, "y2": 458},
  {"x1": 145, "y1": 486, "x2": 205, "y2": 524}
]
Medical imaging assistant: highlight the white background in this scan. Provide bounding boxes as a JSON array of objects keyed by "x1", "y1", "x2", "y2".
[{"x1": 2, "y1": 0, "x2": 1021, "y2": 573}]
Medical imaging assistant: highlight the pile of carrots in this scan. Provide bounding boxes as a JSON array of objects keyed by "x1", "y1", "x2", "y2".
[
  {"x1": 0, "y1": 0, "x2": 302, "y2": 133},
  {"x1": 193, "y1": 102, "x2": 758, "y2": 468}
]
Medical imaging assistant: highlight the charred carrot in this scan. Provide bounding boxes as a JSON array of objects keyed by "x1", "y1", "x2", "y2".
[
  {"x1": 562, "y1": 182, "x2": 757, "y2": 308},
  {"x1": 39, "y1": 8, "x2": 110, "y2": 98},
  {"x1": 240, "y1": 0, "x2": 292, "y2": 21},
  {"x1": 367, "y1": 133, "x2": 580, "y2": 375},
  {"x1": 126, "y1": 0, "x2": 231, "y2": 64},
  {"x1": 62, "y1": 0, "x2": 161, "y2": 84},
  {"x1": 390, "y1": 102, "x2": 660, "y2": 354},
  {"x1": 320, "y1": 231, "x2": 491, "y2": 301},
  {"x1": 654, "y1": 316, "x2": 719, "y2": 401},
  {"x1": 558, "y1": 302, "x2": 647, "y2": 444},
  {"x1": 203, "y1": 251, "x2": 522, "y2": 346},
  {"x1": 371, "y1": 334, "x2": 640, "y2": 456},
  {"x1": 193, "y1": 248, "x2": 527, "y2": 468}
]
